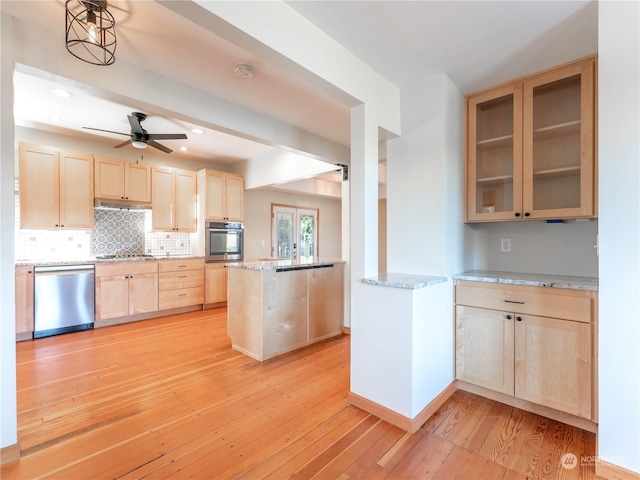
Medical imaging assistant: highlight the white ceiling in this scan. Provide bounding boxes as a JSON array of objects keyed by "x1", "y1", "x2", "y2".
[{"x1": 4, "y1": 0, "x2": 597, "y2": 170}]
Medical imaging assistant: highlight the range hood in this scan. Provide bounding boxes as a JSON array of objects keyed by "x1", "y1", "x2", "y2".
[{"x1": 94, "y1": 199, "x2": 152, "y2": 211}]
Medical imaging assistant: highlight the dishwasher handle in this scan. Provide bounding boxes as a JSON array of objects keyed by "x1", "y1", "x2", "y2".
[{"x1": 35, "y1": 264, "x2": 95, "y2": 275}]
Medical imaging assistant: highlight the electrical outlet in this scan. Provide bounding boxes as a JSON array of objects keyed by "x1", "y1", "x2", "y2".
[{"x1": 501, "y1": 238, "x2": 512, "y2": 253}]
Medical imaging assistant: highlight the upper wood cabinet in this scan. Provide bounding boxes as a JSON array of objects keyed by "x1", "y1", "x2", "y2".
[
  {"x1": 198, "y1": 169, "x2": 244, "y2": 222},
  {"x1": 466, "y1": 57, "x2": 596, "y2": 222},
  {"x1": 19, "y1": 143, "x2": 94, "y2": 229},
  {"x1": 151, "y1": 167, "x2": 197, "y2": 232},
  {"x1": 94, "y1": 156, "x2": 151, "y2": 203}
]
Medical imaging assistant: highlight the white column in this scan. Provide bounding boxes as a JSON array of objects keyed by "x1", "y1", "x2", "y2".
[
  {"x1": 597, "y1": 0, "x2": 640, "y2": 475},
  {"x1": 349, "y1": 103, "x2": 378, "y2": 282},
  {"x1": 0, "y1": 12, "x2": 18, "y2": 454},
  {"x1": 341, "y1": 170, "x2": 351, "y2": 328}
]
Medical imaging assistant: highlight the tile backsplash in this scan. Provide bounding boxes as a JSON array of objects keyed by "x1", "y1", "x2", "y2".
[{"x1": 15, "y1": 192, "x2": 192, "y2": 260}]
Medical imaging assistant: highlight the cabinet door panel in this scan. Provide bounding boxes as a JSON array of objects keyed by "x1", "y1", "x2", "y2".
[
  {"x1": 204, "y1": 171, "x2": 225, "y2": 220},
  {"x1": 225, "y1": 174, "x2": 244, "y2": 221},
  {"x1": 515, "y1": 315, "x2": 591, "y2": 418},
  {"x1": 308, "y1": 265, "x2": 343, "y2": 340},
  {"x1": 15, "y1": 267, "x2": 34, "y2": 334},
  {"x1": 129, "y1": 273, "x2": 158, "y2": 315},
  {"x1": 95, "y1": 156, "x2": 125, "y2": 200},
  {"x1": 522, "y1": 59, "x2": 595, "y2": 219},
  {"x1": 456, "y1": 305, "x2": 514, "y2": 395},
  {"x1": 204, "y1": 264, "x2": 227, "y2": 304},
  {"x1": 175, "y1": 170, "x2": 197, "y2": 232},
  {"x1": 152, "y1": 167, "x2": 175, "y2": 231},
  {"x1": 95, "y1": 276, "x2": 129, "y2": 320},
  {"x1": 126, "y1": 163, "x2": 151, "y2": 203},
  {"x1": 466, "y1": 83, "x2": 523, "y2": 222},
  {"x1": 59, "y1": 151, "x2": 94, "y2": 229},
  {"x1": 19, "y1": 144, "x2": 60, "y2": 228}
]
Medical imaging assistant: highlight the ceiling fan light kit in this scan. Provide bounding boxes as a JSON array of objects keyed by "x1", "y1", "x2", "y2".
[
  {"x1": 83, "y1": 112, "x2": 187, "y2": 154},
  {"x1": 65, "y1": 0, "x2": 116, "y2": 66}
]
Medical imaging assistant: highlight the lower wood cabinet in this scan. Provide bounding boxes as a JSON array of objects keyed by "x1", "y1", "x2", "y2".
[
  {"x1": 158, "y1": 258, "x2": 204, "y2": 310},
  {"x1": 204, "y1": 263, "x2": 228, "y2": 305},
  {"x1": 95, "y1": 262, "x2": 158, "y2": 321},
  {"x1": 455, "y1": 280, "x2": 595, "y2": 421},
  {"x1": 15, "y1": 266, "x2": 34, "y2": 341}
]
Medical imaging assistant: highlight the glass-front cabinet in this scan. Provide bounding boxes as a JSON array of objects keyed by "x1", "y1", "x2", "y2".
[{"x1": 466, "y1": 57, "x2": 596, "y2": 222}]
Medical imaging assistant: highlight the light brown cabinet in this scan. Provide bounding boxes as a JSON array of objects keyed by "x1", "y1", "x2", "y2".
[
  {"x1": 158, "y1": 258, "x2": 204, "y2": 310},
  {"x1": 455, "y1": 280, "x2": 595, "y2": 420},
  {"x1": 227, "y1": 263, "x2": 344, "y2": 361},
  {"x1": 19, "y1": 143, "x2": 94, "y2": 229},
  {"x1": 15, "y1": 266, "x2": 34, "y2": 341},
  {"x1": 466, "y1": 57, "x2": 596, "y2": 222},
  {"x1": 95, "y1": 262, "x2": 158, "y2": 321},
  {"x1": 94, "y1": 156, "x2": 151, "y2": 203},
  {"x1": 197, "y1": 169, "x2": 244, "y2": 222},
  {"x1": 152, "y1": 167, "x2": 197, "y2": 232},
  {"x1": 204, "y1": 263, "x2": 228, "y2": 305}
]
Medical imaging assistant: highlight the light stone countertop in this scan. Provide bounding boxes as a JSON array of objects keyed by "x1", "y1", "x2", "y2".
[
  {"x1": 363, "y1": 273, "x2": 448, "y2": 289},
  {"x1": 15, "y1": 255, "x2": 204, "y2": 267},
  {"x1": 227, "y1": 257, "x2": 345, "y2": 271},
  {"x1": 452, "y1": 270, "x2": 598, "y2": 291}
]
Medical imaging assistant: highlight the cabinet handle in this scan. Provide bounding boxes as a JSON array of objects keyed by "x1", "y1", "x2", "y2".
[
  {"x1": 506, "y1": 314, "x2": 512, "y2": 320},
  {"x1": 504, "y1": 300, "x2": 525, "y2": 304},
  {"x1": 524, "y1": 212, "x2": 530, "y2": 217},
  {"x1": 514, "y1": 212, "x2": 521, "y2": 217},
  {"x1": 179, "y1": 293, "x2": 187, "y2": 296},
  {"x1": 516, "y1": 316, "x2": 523, "y2": 321},
  {"x1": 179, "y1": 275, "x2": 187, "y2": 278}
]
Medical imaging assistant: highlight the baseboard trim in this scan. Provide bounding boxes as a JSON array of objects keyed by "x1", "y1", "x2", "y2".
[
  {"x1": 457, "y1": 380, "x2": 598, "y2": 433},
  {"x1": 0, "y1": 443, "x2": 20, "y2": 465},
  {"x1": 348, "y1": 381, "x2": 457, "y2": 433},
  {"x1": 596, "y1": 461, "x2": 640, "y2": 480},
  {"x1": 342, "y1": 326, "x2": 351, "y2": 335}
]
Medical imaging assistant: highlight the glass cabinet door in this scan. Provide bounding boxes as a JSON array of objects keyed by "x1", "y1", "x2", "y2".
[
  {"x1": 467, "y1": 83, "x2": 523, "y2": 221},
  {"x1": 522, "y1": 59, "x2": 595, "y2": 218}
]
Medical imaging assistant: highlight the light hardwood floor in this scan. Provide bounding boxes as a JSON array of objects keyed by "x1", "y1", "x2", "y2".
[{"x1": 2, "y1": 308, "x2": 604, "y2": 479}]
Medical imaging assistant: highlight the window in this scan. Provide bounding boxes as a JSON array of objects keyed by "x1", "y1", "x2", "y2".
[{"x1": 271, "y1": 205, "x2": 318, "y2": 260}]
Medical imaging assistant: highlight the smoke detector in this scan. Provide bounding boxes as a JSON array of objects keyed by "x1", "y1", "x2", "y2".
[{"x1": 233, "y1": 63, "x2": 254, "y2": 80}]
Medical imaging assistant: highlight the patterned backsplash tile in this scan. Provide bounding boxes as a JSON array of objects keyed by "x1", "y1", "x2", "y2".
[{"x1": 14, "y1": 195, "x2": 192, "y2": 260}]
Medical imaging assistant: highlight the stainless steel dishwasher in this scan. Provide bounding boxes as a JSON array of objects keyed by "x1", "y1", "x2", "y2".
[{"x1": 34, "y1": 264, "x2": 95, "y2": 338}]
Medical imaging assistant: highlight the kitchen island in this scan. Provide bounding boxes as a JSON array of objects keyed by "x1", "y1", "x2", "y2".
[{"x1": 227, "y1": 258, "x2": 344, "y2": 361}]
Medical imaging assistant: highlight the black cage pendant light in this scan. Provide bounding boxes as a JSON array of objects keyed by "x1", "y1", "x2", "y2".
[{"x1": 65, "y1": 0, "x2": 116, "y2": 66}]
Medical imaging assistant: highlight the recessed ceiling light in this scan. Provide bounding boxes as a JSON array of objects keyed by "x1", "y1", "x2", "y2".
[
  {"x1": 180, "y1": 146, "x2": 188, "y2": 152},
  {"x1": 191, "y1": 128, "x2": 204, "y2": 135},
  {"x1": 51, "y1": 88, "x2": 72, "y2": 98}
]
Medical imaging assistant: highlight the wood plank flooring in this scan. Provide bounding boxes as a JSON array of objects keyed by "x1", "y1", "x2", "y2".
[{"x1": 2, "y1": 308, "x2": 604, "y2": 479}]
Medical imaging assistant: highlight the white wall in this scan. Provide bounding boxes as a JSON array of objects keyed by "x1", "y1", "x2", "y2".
[
  {"x1": 468, "y1": 220, "x2": 598, "y2": 277},
  {"x1": 597, "y1": 0, "x2": 640, "y2": 474},
  {"x1": 242, "y1": 188, "x2": 342, "y2": 261},
  {"x1": 386, "y1": 73, "x2": 465, "y2": 277}
]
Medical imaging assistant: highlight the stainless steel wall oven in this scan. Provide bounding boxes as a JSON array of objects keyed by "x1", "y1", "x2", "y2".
[{"x1": 205, "y1": 221, "x2": 243, "y2": 262}]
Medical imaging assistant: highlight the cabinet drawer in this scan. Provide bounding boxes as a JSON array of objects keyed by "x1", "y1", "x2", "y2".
[
  {"x1": 159, "y1": 269, "x2": 203, "y2": 290},
  {"x1": 96, "y1": 261, "x2": 158, "y2": 277},
  {"x1": 158, "y1": 258, "x2": 204, "y2": 273},
  {"x1": 456, "y1": 283, "x2": 592, "y2": 323},
  {"x1": 159, "y1": 287, "x2": 204, "y2": 310}
]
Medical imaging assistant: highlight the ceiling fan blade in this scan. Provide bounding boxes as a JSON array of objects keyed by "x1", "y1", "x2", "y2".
[
  {"x1": 83, "y1": 126, "x2": 130, "y2": 136},
  {"x1": 147, "y1": 133, "x2": 188, "y2": 140},
  {"x1": 128, "y1": 114, "x2": 145, "y2": 135},
  {"x1": 114, "y1": 139, "x2": 132, "y2": 149},
  {"x1": 147, "y1": 139, "x2": 173, "y2": 154}
]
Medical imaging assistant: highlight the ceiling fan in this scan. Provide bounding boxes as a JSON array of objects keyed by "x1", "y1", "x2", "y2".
[{"x1": 83, "y1": 112, "x2": 187, "y2": 153}]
